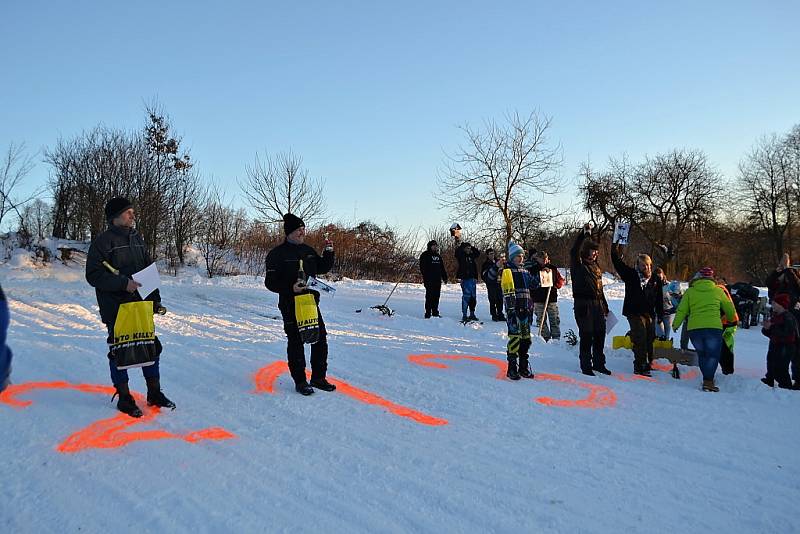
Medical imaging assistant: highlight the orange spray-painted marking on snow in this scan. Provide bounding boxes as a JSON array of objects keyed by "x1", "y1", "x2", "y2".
[
  {"x1": 651, "y1": 360, "x2": 700, "y2": 379},
  {"x1": 0, "y1": 381, "x2": 235, "y2": 453},
  {"x1": 253, "y1": 361, "x2": 448, "y2": 426},
  {"x1": 407, "y1": 354, "x2": 617, "y2": 409}
]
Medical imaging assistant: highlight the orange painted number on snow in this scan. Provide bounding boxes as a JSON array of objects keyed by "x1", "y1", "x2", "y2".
[
  {"x1": 407, "y1": 354, "x2": 617, "y2": 409},
  {"x1": 650, "y1": 360, "x2": 700, "y2": 379},
  {"x1": 253, "y1": 361, "x2": 448, "y2": 426},
  {"x1": 0, "y1": 381, "x2": 235, "y2": 453}
]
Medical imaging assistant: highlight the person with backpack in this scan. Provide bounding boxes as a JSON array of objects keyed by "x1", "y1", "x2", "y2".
[
  {"x1": 419, "y1": 240, "x2": 448, "y2": 318},
  {"x1": 526, "y1": 250, "x2": 564, "y2": 342},
  {"x1": 481, "y1": 248, "x2": 505, "y2": 321}
]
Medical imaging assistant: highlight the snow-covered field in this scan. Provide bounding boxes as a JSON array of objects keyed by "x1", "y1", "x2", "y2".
[{"x1": 1, "y1": 256, "x2": 798, "y2": 533}]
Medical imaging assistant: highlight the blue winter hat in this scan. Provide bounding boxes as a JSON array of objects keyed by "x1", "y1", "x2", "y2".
[{"x1": 508, "y1": 242, "x2": 524, "y2": 262}]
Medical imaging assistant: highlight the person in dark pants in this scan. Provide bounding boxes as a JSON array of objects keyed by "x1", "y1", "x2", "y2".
[
  {"x1": 611, "y1": 244, "x2": 660, "y2": 376},
  {"x1": 481, "y1": 248, "x2": 505, "y2": 321},
  {"x1": 526, "y1": 250, "x2": 563, "y2": 341},
  {"x1": 570, "y1": 224, "x2": 611, "y2": 376},
  {"x1": 86, "y1": 197, "x2": 173, "y2": 417},
  {"x1": 265, "y1": 213, "x2": 335, "y2": 396},
  {"x1": 672, "y1": 267, "x2": 737, "y2": 392},
  {"x1": 0, "y1": 284, "x2": 12, "y2": 393},
  {"x1": 419, "y1": 240, "x2": 448, "y2": 318},
  {"x1": 765, "y1": 253, "x2": 800, "y2": 389},
  {"x1": 761, "y1": 293, "x2": 797, "y2": 389},
  {"x1": 454, "y1": 240, "x2": 480, "y2": 322}
]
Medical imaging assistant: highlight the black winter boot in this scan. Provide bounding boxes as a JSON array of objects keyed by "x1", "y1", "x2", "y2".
[
  {"x1": 310, "y1": 377, "x2": 337, "y2": 392},
  {"x1": 295, "y1": 381, "x2": 314, "y2": 395},
  {"x1": 506, "y1": 357, "x2": 520, "y2": 380},
  {"x1": 593, "y1": 366, "x2": 612, "y2": 375},
  {"x1": 145, "y1": 377, "x2": 176, "y2": 410},
  {"x1": 112, "y1": 383, "x2": 143, "y2": 418},
  {"x1": 518, "y1": 356, "x2": 534, "y2": 379}
]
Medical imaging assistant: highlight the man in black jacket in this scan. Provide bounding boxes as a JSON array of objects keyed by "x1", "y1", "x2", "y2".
[
  {"x1": 419, "y1": 240, "x2": 448, "y2": 318},
  {"x1": 455, "y1": 240, "x2": 480, "y2": 322},
  {"x1": 265, "y1": 213, "x2": 335, "y2": 396},
  {"x1": 86, "y1": 197, "x2": 173, "y2": 417},
  {"x1": 570, "y1": 225, "x2": 611, "y2": 376},
  {"x1": 611, "y1": 243, "x2": 661, "y2": 376},
  {"x1": 481, "y1": 248, "x2": 505, "y2": 321}
]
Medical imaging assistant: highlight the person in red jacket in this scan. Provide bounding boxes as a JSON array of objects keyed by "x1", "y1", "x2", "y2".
[{"x1": 761, "y1": 293, "x2": 797, "y2": 389}]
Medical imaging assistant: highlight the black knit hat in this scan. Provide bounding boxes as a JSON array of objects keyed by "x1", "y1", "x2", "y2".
[
  {"x1": 283, "y1": 213, "x2": 305, "y2": 236},
  {"x1": 105, "y1": 197, "x2": 133, "y2": 221}
]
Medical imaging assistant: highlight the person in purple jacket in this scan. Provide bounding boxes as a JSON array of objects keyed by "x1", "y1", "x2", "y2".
[{"x1": 0, "y1": 284, "x2": 13, "y2": 392}]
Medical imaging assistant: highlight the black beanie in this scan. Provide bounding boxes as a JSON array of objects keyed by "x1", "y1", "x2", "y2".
[
  {"x1": 283, "y1": 213, "x2": 305, "y2": 236},
  {"x1": 105, "y1": 197, "x2": 133, "y2": 221}
]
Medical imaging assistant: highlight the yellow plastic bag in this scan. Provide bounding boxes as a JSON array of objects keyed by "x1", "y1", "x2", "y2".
[
  {"x1": 294, "y1": 293, "x2": 320, "y2": 344},
  {"x1": 112, "y1": 301, "x2": 158, "y2": 369}
]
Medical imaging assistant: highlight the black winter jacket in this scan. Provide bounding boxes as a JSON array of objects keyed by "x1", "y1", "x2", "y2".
[
  {"x1": 454, "y1": 242, "x2": 479, "y2": 280},
  {"x1": 420, "y1": 248, "x2": 448, "y2": 285},
  {"x1": 264, "y1": 240, "x2": 334, "y2": 309},
  {"x1": 85, "y1": 225, "x2": 161, "y2": 325},
  {"x1": 569, "y1": 231, "x2": 608, "y2": 311},
  {"x1": 610, "y1": 245, "x2": 661, "y2": 318}
]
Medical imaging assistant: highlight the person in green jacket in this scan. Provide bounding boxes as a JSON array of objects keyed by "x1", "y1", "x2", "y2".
[{"x1": 672, "y1": 267, "x2": 738, "y2": 392}]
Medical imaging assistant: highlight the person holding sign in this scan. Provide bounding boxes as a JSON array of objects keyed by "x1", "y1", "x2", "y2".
[
  {"x1": 610, "y1": 236, "x2": 661, "y2": 376},
  {"x1": 85, "y1": 197, "x2": 173, "y2": 417},
  {"x1": 569, "y1": 224, "x2": 611, "y2": 376},
  {"x1": 265, "y1": 213, "x2": 335, "y2": 396},
  {"x1": 526, "y1": 250, "x2": 563, "y2": 342}
]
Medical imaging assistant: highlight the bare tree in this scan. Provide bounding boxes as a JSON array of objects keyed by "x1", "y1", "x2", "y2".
[
  {"x1": 438, "y1": 110, "x2": 563, "y2": 245},
  {"x1": 580, "y1": 149, "x2": 721, "y2": 272},
  {"x1": 736, "y1": 134, "x2": 796, "y2": 259},
  {"x1": 240, "y1": 150, "x2": 326, "y2": 224},
  {"x1": 1, "y1": 142, "x2": 41, "y2": 231},
  {"x1": 197, "y1": 186, "x2": 245, "y2": 278}
]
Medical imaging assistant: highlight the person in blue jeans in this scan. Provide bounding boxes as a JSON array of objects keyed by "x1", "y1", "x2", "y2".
[
  {"x1": 454, "y1": 238, "x2": 480, "y2": 322},
  {"x1": 0, "y1": 284, "x2": 13, "y2": 393},
  {"x1": 672, "y1": 267, "x2": 737, "y2": 392}
]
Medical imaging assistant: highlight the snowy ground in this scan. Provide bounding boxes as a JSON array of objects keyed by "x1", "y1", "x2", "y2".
[{"x1": 1, "y1": 256, "x2": 798, "y2": 533}]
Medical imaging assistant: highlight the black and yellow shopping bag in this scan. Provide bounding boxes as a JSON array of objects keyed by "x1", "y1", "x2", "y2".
[
  {"x1": 294, "y1": 293, "x2": 320, "y2": 344},
  {"x1": 111, "y1": 301, "x2": 160, "y2": 369}
]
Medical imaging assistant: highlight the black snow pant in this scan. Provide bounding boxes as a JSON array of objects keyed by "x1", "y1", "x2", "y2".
[
  {"x1": 424, "y1": 282, "x2": 442, "y2": 315},
  {"x1": 628, "y1": 314, "x2": 655, "y2": 370},
  {"x1": 486, "y1": 282, "x2": 504, "y2": 319},
  {"x1": 574, "y1": 299, "x2": 607, "y2": 372},
  {"x1": 719, "y1": 332, "x2": 735, "y2": 375},
  {"x1": 766, "y1": 345, "x2": 793, "y2": 388},
  {"x1": 280, "y1": 302, "x2": 328, "y2": 385}
]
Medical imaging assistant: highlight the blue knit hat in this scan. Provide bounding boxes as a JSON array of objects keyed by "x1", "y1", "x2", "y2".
[{"x1": 508, "y1": 242, "x2": 524, "y2": 262}]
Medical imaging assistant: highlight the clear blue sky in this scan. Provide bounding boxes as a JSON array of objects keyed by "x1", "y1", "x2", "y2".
[{"x1": 2, "y1": 0, "x2": 798, "y2": 233}]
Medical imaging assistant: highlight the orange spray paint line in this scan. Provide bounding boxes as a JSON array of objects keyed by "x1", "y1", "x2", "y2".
[
  {"x1": 253, "y1": 361, "x2": 448, "y2": 426},
  {"x1": 1, "y1": 381, "x2": 235, "y2": 453}
]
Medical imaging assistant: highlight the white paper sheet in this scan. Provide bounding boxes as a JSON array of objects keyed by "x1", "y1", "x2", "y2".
[
  {"x1": 538, "y1": 269, "x2": 553, "y2": 288},
  {"x1": 606, "y1": 309, "x2": 619, "y2": 333},
  {"x1": 612, "y1": 222, "x2": 631, "y2": 245},
  {"x1": 132, "y1": 263, "x2": 161, "y2": 300}
]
